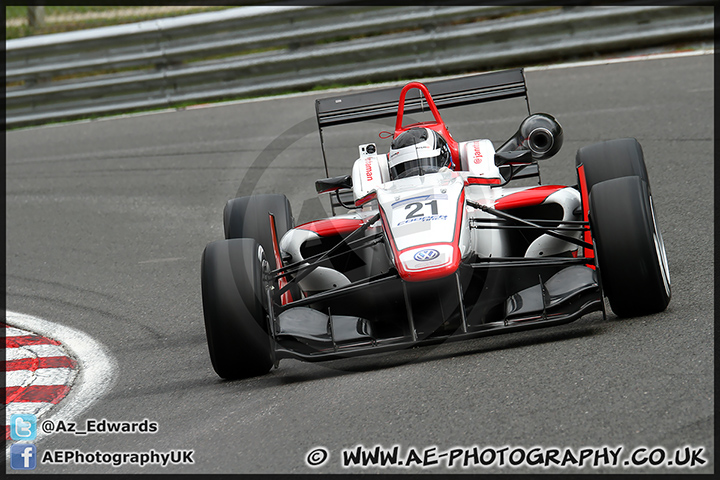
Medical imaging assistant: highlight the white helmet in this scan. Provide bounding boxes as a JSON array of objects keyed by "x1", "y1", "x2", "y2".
[{"x1": 387, "y1": 127, "x2": 451, "y2": 180}]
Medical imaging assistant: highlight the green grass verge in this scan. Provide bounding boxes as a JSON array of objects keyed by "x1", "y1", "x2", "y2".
[{"x1": 5, "y1": 6, "x2": 235, "y2": 40}]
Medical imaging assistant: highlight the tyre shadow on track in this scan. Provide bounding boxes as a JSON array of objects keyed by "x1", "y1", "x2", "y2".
[
  {"x1": 266, "y1": 319, "x2": 607, "y2": 387},
  {"x1": 110, "y1": 308, "x2": 665, "y2": 399},
  {"x1": 113, "y1": 318, "x2": 618, "y2": 400}
]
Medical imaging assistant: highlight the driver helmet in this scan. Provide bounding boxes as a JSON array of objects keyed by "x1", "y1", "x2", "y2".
[{"x1": 388, "y1": 127, "x2": 451, "y2": 180}]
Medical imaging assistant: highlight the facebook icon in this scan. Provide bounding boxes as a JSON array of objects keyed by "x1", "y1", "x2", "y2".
[{"x1": 11, "y1": 444, "x2": 37, "y2": 470}]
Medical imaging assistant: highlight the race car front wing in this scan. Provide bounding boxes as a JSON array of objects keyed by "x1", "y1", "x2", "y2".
[{"x1": 263, "y1": 209, "x2": 604, "y2": 365}]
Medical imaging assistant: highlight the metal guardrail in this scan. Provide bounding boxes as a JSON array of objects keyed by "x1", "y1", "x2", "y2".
[{"x1": 5, "y1": 4, "x2": 714, "y2": 128}]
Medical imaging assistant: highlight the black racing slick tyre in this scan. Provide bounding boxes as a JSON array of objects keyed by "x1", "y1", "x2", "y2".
[
  {"x1": 201, "y1": 238, "x2": 273, "y2": 379},
  {"x1": 224, "y1": 194, "x2": 301, "y2": 303},
  {"x1": 223, "y1": 194, "x2": 294, "y2": 271},
  {"x1": 576, "y1": 138, "x2": 649, "y2": 194},
  {"x1": 589, "y1": 176, "x2": 671, "y2": 317}
]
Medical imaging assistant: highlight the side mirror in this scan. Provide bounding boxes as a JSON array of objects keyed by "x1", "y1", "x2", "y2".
[
  {"x1": 315, "y1": 174, "x2": 353, "y2": 194},
  {"x1": 494, "y1": 150, "x2": 533, "y2": 166}
]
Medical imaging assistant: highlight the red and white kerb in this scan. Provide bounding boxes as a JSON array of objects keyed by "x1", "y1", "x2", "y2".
[{"x1": 3, "y1": 322, "x2": 78, "y2": 440}]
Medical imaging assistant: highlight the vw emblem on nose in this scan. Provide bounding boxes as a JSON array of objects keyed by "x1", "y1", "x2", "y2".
[{"x1": 414, "y1": 249, "x2": 440, "y2": 262}]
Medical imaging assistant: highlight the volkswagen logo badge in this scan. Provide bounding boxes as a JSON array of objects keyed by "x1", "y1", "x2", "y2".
[{"x1": 414, "y1": 249, "x2": 440, "y2": 262}]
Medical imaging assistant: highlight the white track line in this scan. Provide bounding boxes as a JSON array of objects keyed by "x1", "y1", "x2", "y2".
[
  {"x1": 524, "y1": 48, "x2": 714, "y2": 71},
  {"x1": 5, "y1": 310, "x2": 118, "y2": 458}
]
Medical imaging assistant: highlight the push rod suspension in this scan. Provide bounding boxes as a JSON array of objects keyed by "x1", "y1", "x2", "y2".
[{"x1": 466, "y1": 199, "x2": 593, "y2": 250}]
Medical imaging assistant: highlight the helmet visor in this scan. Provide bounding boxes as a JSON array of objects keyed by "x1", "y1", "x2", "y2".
[
  {"x1": 390, "y1": 156, "x2": 444, "y2": 179},
  {"x1": 388, "y1": 143, "x2": 450, "y2": 180}
]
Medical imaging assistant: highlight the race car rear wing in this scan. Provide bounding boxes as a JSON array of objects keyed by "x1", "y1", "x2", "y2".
[{"x1": 315, "y1": 68, "x2": 530, "y2": 129}]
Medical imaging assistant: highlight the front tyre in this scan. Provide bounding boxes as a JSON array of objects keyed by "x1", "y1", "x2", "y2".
[
  {"x1": 201, "y1": 238, "x2": 273, "y2": 379},
  {"x1": 223, "y1": 194, "x2": 293, "y2": 271},
  {"x1": 589, "y1": 176, "x2": 671, "y2": 317}
]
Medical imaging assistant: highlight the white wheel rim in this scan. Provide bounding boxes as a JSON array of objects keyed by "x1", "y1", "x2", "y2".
[{"x1": 649, "y1": 195, "x2": 671, "y2": 297}]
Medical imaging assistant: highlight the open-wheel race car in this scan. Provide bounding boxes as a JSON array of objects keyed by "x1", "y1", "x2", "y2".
[{"x1": 201, "y1": 68, "x2": 671, "y2": 379}]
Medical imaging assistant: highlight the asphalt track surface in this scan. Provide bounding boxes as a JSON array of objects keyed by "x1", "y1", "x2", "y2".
[{"x1": 5, "y1": 53, "x2": 714, "y2": 474}]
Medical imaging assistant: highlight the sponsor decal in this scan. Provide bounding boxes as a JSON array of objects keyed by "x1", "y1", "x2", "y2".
[
  {"x1": 413, "y1": 249, "x2": 440, "y2": 262},
  {"x1": 391, "y1": 194, "x2": 448, "y2": 209},
  {"x1": 365, "y1": 158, "x2": 374, "y2": 182},
  {"x1": 396, "y1": 214, "x2": 448, "y2": 227},
  {"x1": 473, "y1": 141, "x2": 483, "y2": 164}
]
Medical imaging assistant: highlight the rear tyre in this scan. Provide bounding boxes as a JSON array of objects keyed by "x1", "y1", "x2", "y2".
[
  {"x1": 201, "y1": 238, "x2": 273, "y2": 379},
  {"x1": 223, "y1": 194, "x2": 294, "y2": 270},
  {"x1": 576, "y1": 138, "x2": 649, "y2": 193},
  {"x1": 589, "y1": 176, "x2": 671, "y2": 317},
  {"x1": 224, "y1": 194, "x2": 301, "y2": 302}
]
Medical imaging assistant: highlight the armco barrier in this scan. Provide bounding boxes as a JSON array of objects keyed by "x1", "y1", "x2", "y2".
[{"x1": 5, "y1": 4, "x2": 714, "y2": 128}]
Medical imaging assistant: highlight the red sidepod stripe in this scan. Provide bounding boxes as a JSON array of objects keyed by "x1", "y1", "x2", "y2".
[
  {"x1": 576, "y1": 164, "x2": 595, "y2": 265},
  {"x1": 355, "y1": 191, "x2": 377, "y2": 207},
  {"x1": 465, "y1": 177, "x2": 502, "y2": 185},
  {"x1": 381, "y1": 190, "x2": 465, "y2": 282},
  {"x1": 296, "y1": 218, "x2": 365, "y2": 237},
  {"x1": 493, "y1": 185, "x2": 565, "y2": 210}
]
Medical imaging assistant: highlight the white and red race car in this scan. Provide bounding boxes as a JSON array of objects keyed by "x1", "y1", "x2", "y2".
[{"x1": 201, "y1": 69, "x2": 671, "y2": 379}]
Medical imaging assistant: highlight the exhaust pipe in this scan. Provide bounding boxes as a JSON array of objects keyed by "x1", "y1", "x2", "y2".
[{"x1": 497, "y1": 113, "x2": 563, "y2": 161}]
